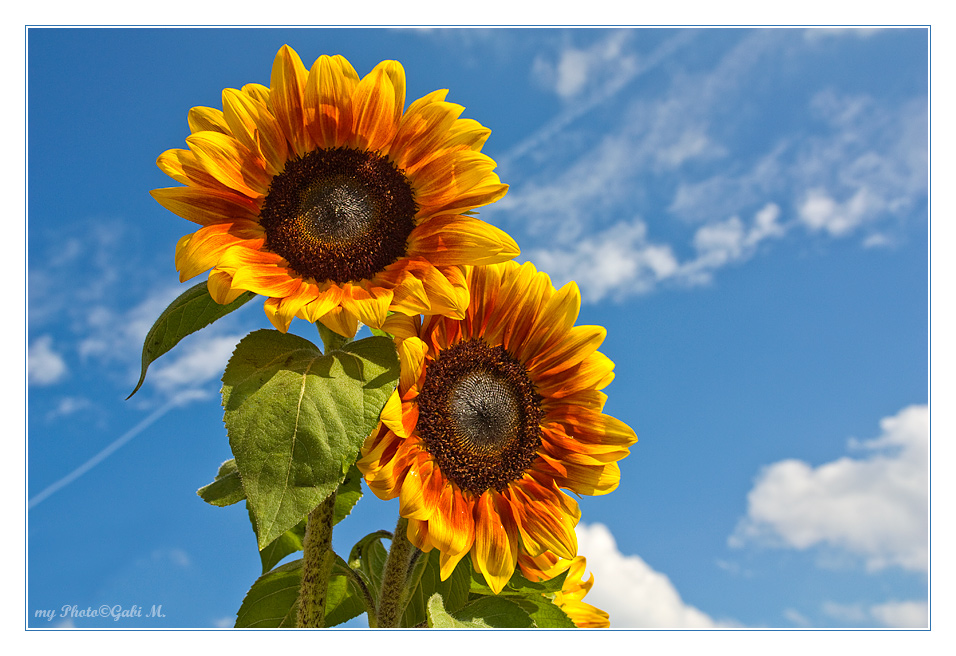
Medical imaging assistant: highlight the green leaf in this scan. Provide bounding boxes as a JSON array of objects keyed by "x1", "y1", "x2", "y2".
[
  {"x1": 256, "y1": 509, "x2": 306, "y2": 574},
  {"x1": 468, "y1": 563, "x2": 569, "y2": 597},
  {"x1": 222, "y1": 330, "x2": 399, "y2": 549},
  {"x1": 513, "y1": 597, "x2": 576, "y2": 628},
  {"x1": 256, "y1": 467, "x2": 363, "y2": 574},
  {"x1": 368, "y1": 326, "x2": 393, "y2": 339},
  {"x1": 452, "y1": 596, "x2": 534, "y2": 628},
  {"x1": 127, "y1": 281, "x2": 255, "y2": 399},
  {"x1": 426, "y1": 593, "x2": 488, "y2": 628},
  {"x1": 332, "y1": 464, "x2": 363, "y2": 526},
  {"x1": 347, "y1": 530, "x2": 391, "y2": 607},
  {"x1": 324, "y1": 560, "x2": 368, "y2": 627},
  {"x1": 196, "y1": 458, "x2": 244, "y2": 507},
  {"x1": 235, "y1": 559, "x2": 302, "y2": 628},
  {"x1": 402, "y1": 550, "x2": 472, "y2": 627}
]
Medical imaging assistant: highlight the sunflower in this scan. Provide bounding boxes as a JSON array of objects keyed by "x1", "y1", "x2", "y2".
[
  {"x1": 151, "y1": 45, "x2": 516, "y2": 336},
  {"x1": 358, "y1": 261, "x2": 637, "y2": 593}
]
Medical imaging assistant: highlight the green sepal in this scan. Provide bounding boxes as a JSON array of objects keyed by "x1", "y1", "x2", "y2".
[
  {"x1": 127, "y1": 281, "x2": 255, "y2": 399},
  {"x1": 221, "y1": 330, "x2": 398, "y2": 549}
]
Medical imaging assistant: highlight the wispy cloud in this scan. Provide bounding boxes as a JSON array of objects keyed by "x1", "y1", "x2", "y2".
[
  {"x1": 528, "y1": 202, "x2": 785, "y2": 302},
  {"x1": 490, "y1": 30, "x2": 926, "y2": 304},
  {"x1": 821, "y1": 599, "x2": 927, "y2": 628},
  {"x1": 575, "y1": 522, "x2": 733, "y2": 628},
  {"x1": 730, "y1": 405, "x2": 928, "y2": 573},
  {"x1": 28, "y1": 335, "x2": 68, "y2": 386}
]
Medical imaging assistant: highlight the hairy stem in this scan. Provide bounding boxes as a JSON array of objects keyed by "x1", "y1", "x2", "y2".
[
  {"x1": 296, "y1": 491, "x2": 338, "y2": 628},
  {"x1": 376, "y1": 516, "x2": 414, "y2": 628}
]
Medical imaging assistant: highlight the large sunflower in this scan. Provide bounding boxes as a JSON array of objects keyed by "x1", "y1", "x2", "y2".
[
  {"x1": 152, "y1": 45, "x2": 516, "y2": 336},
  {"x1": 358, "y1": 261, "x2": 637, "y2": 593}
]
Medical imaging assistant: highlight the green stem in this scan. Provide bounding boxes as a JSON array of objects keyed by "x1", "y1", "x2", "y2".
[
  {"x1": 376, "y1": 516, "x2": 414, "y2": 628},
  {"x1": 296, "y1": 491, "x2": 338, "y2": 628}
]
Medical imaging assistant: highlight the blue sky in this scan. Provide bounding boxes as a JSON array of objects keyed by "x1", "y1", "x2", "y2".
[{"x1": 25, "y1": 27, "x2": 930, "y2": 630}]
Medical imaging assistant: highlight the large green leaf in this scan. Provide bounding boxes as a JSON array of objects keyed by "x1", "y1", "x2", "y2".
[
  {"x1": 222, "y1": 330, "x2": 398, "y2": 549},
  {"x1": 256, "y1": 465, "x2": 363, "y2": 574},
  {"x1": 235, "y1": 559, "x2": 302, "y2": 628},
  {"x1": 128, "y1": 281, "x2": 255, "y2": 398},
  {"x1": 196, "y1": 458, "x2": 244, "y2": 507}
]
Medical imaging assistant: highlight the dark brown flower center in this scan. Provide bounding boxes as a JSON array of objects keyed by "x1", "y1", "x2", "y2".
[
  {"x1": 416, "y1": 338, "x2": 543, "y2": 495},
  {"x1": 258, "y1": 147, "x2": 417, "y2": 283}
]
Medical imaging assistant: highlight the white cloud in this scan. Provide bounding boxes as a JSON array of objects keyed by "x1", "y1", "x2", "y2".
[
  {"x1": 28, "y1": 335, "x2": 68, "y2": 385},
  {"x1": 526, "y1": 220, "x2": 679, "y2": 303},
  {"x1": 526, "y1": 203, "x2": 784, "y2": 302},
  {"x1": 496, "y1": 31, "x2": 926, "y2": 306},
  {"x1": 783, "y1": 608, "x2": 811, "y2": 627},
  {"x1": 869, "y1": 600, "x2": 928, "y2": 628},
  {"x1": 575, "y1": 522, "x2": 731, "y2": 628},
  {"x1": 730, "y1": 405, "x2": 928, "y2": 573},
  {"x1": 821, "y1": 600, "x2": 927, "y2": 628},
  {"x1": 46, "y1": 396, "x2": 91, "y2": 420},
  {"x1": 532, "y1": 31, "x2": 639, "y2": 101}
]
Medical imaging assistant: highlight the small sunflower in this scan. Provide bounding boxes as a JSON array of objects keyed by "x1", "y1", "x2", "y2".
[
  {"x1": 152, "y1": 45, "x2": 516, "y2": 336},
  {"x1": 358, "y1": 261, "x2": 637, "y2": 593}
]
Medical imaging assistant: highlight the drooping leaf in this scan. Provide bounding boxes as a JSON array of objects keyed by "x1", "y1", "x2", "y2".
[
  {"x1": 196, "y1": 458, "x2": 244, "y2": 507},
  {"x1": 222, "y1": 330, "x2": 399, "y2": 549},
  {"x1": 128, "y1": 281, "x2": 255, "y2": 398},
  {"x1": 235, "y1": 559, "x2": 302, "y2": 628}
]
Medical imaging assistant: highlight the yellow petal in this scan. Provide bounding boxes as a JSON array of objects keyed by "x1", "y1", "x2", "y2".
[
  {"x1": 305, "y1": 54, "x2": 359, "y2": 149},
  {"x1": 221, "y1": 87, "x2": 288, "y2": 176},
  {"x1": 150, "y1": 186, "x2": 261, "y2": 226},
  {"x1": 185, "y1": 131, "x2": 271, "y2": 198},
  {"x1": 350, "y1": 60, "x2": 405, "y2": 152},
  {"x1": 472, "y1": 491, "x2": 518, "y2": 594},
  {"x1": 408, "y1": 215, "x2": 519, "y2": 267},
  {"x1": 270, "y1": 44, "x2": 310, "y2": 157},
  {"x1": 187, "y1": 106, "x2": 230, "y2": 134}
]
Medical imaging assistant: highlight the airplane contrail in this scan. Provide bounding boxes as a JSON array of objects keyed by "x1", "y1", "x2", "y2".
[{"x1": 28, "y1": 393, "x2": 199, "y2": 508}]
